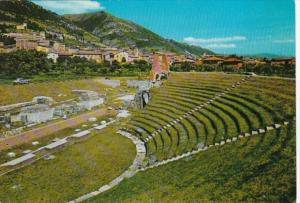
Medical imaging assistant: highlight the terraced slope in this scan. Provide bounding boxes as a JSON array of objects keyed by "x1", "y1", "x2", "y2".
[
  {"x1": 87, "y1": 72, "x2": 295, "y2": 202},
  {"x1": 88, "y1": 122, "x2": 295, "y2": 203},
  {"x1": 127, "y1": 73, "x2": 294, "y2": 162}
]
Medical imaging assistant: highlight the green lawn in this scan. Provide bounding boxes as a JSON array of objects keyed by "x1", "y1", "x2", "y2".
[
  {"x1": 0, "y1": 76, "x2": 143, "y2": 106},
  {"x1": 0, "y1": 123, "x2": 136, "y2": 202},
  {"x1": 0, "y1": 113, "x2": 115, "y2": 164}
]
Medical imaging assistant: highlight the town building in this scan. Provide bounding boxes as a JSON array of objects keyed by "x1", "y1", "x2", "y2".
[
  {"x1": 222, "y1": 57, "x2": 243, "y2": 69},
  {"x1": 103, "y1": 51, "x2": 116, "y2": 63},
  {"x1": 36, "y1": 45, "x2": 49, "y2": 53},
  {"x1": 270, "y1": 58, "x2": 295, "y2": 66},
  {"x1": 141, "y1": 53, "x2": 152, "y2": 63},
  {"x1": 16, "y1": 23, "x2": 27, "y2": 30},
  {"x1": 114, "y1": 51, "x2": 129, "y2": 63},
  {"x1": 47, "y1": 52, "x2": 59, "y2": 63},
  {"x1": 202, "y1": 56, "x2": 224, "y2": 65},
  {"x1": 16, "y1": 39, "x2": 38, "y2": 50},
  {"x1": 195, "y1": 58, "x2": 204, "y2": 65},
  {"x1": 74, "y1": 50, "x2": 103, "y2": 63},
  {"x1": 0, "y1": 42, "x2": 4, "y2": 53},
  {"x1": 244, "y1": 58, "x2": 267, "y2": 66},
  {"x1": 53, "y1": 42, "x2": 66, "y2": 53}
]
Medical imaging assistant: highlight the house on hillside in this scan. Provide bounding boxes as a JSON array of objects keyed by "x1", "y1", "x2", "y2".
[
  {"x1": 47, "y1": 52, "x2": 59, "y2": 63},
  {"x1": 36, "y1": 45, "x2": 50, "y2": 53},
  {"x1": 0, "y1": 42, "x2": 4, "y2": 53},
  {"x1": 195, "y1": 58, "x2": 204, "y2": 65},
  {"x1": 202, "y1": 56, "x2": 224, "y2": 65},
  {"x1": 244, "y1": 58, "x2": 267, "y2": 66},
  {"x1": 114, "y1": 51, "x2": 129, "y2": 63},
  {"x1": 74, "y1": 50, "x2": 103, "y2": 63},
  {"x1": 222, "y1": 57, "x2": 243, "y2": 69},
  {"x1": 66, "y1": 47, "x2": 79, "y2": 54},
  {"x1": 53, "y1": 42, "x2": 66, "y2": 53},
  {"x1": 140, "y1": 53, "x2": 152, "y2": 63},
  {"x1": 128, "y1": 55, "x2": 140, "y2": 62},
  {"x1": 16, "y1": 23, "x2": 27, "y2": 30},
  {"x1": 16, "y1": 39, "x2": 38, "y2": 50},
  {"x1": 103, "y1": 51, "x2": 116, "y2": 63},
  {"x1": 271, "y1": 58, "x2": 295, "y2": 66},
  {"x1": 37, "y1": 39, "x2": 50, "y2": 47}
]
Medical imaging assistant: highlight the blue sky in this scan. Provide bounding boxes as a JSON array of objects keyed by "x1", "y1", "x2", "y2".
[{"x1": 33, "y1": 0, "x2": 295, "y2": 56}]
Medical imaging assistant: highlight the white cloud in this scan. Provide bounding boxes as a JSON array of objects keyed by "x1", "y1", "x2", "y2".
[
  {"x1": 183, "y1": 36, "x2": 246, "y2": 49},
  {"x1": 183, "y1": 36, "x2": 246, "y2": 44},
  {"x1": 272, "y1": 39, "x2": 294, "y2": 44},
  {"x1": 204, "y1": 43, "x2": 236, "y2": 48},
  {"x1": 33, "y1": 0, "x2": 105, "y2": 14}
]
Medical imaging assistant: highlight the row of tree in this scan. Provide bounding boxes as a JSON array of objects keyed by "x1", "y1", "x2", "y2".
[
  {"x1": 0, "y1": 50, "x2": 295, "y2": 80},
  {"x1": 0, "y1": 50, "x2": 151, "y2": 79},
  {"x1": 171, "y1": 62, "x2": 295, "y2": 77}
]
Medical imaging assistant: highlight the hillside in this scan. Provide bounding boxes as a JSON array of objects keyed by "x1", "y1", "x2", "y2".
[
  {"x1": 0, "y1": 0, "x2": 104, "y2": 48},
  {"x1": 65, "y1": 11, "x2": 213, "y2": 55},
  {"x1": 0, "y1": 1, "x2": 212, "y2": 55}
]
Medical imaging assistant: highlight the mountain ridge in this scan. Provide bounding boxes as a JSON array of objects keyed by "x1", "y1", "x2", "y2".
[
  {"x1": 0, "y1": 0, "x2": 213, "y2": 55},
  {"x1": 64, "y1": 11, "x2": 213, "y2": 55}
]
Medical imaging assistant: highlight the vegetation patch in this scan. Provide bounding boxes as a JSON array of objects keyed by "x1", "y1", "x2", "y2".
[
  {"x1": 0, "y1": 124, "x2": 136, "y2": 202},
  {"x1": 88, "y1": 123, "x2": 295, "y2": 203}
]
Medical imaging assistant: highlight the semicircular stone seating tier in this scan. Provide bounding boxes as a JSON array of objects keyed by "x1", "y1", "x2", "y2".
[
  {"x1": 128, "y1": 73, "x2": 295, "y2": 162},
  {"x1": 69, "y1": 73, "x2": 295, "y2": 202}
]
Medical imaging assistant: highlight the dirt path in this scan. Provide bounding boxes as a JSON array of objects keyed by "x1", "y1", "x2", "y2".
[{"x1": 0, "y1": 108, "x2": 108, "y2": 151}]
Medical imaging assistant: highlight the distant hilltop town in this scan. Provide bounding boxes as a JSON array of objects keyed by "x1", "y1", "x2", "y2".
[{"x1": 0, "y1": 23, "x2": 296, "y2": 68}]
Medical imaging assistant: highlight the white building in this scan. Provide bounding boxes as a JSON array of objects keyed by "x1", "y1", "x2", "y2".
[
  {"x1": 18, "y1": 104, "x2": 54, "y2": 124},
  {"x1": 47, "y1": 52, "x2": 59, "y2": 63}
]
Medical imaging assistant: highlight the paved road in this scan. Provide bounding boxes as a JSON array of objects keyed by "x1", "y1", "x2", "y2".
[{"x1": 0, "y1": 108, "x2": 108, "y2": 151}]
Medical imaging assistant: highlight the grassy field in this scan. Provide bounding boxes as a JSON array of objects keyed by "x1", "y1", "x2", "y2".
[
  {"x1": 86, "y1": 72, "x2": 295, "y2": 202},
  {"x1": 0, "y1": 76, "x2": 144, "y2": 106},
  {"x1": 0, "y1": 79, "x2": 107, "y2": 106},
  {"x1": 0, "y1": 72, "x2": 295, "y2": 202},
  {"x1": 0, "y1": 113, "x2": 115, "y2": 164},
  {"x1": 0, "y1": 122, "x2": 136, "y2": 202},
  {"x1": 88, "y1": 122, "x2": 295, "y2": 203}
]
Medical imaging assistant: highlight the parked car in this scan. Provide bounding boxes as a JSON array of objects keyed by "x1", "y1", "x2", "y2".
[{"x1": 13, "y1": 78, "x2": 29, "y2": 85}]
